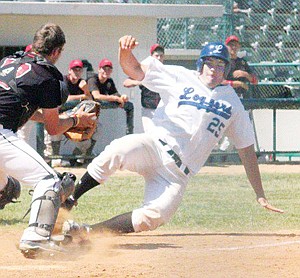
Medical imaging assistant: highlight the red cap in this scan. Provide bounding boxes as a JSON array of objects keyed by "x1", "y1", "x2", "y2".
[
  {"x1": 69, "y1": 59, "x2": 83, "y2": 69},
  {"x1": 25, "y1": 44, "x2": 33, "y2": 52},
  {"x1": 150, "y1": 44, "x2": 164, "y2": 54},
  {"x1": 99, "y1": 58, "x2": 113, "y2": 68},
  {"x1": 225, "y1": 35, "x2": 239, "y2": 45}
]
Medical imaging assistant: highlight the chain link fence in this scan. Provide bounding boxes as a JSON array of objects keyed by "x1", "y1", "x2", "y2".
[
  {"x1": 156, "y1": 0, "x2": 300, "y2": 100},
  {"x1": 157, "y1": 0, "x2": 229, "y2": 49},
  {"x1": 232, "y1": 0, "x2": 300, "y2": 99}
]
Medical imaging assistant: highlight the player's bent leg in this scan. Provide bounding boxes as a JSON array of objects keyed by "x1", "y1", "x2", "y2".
[
  {"x1": 62, "y1": 135, "x2": 155, "y2": 211},
  {"x1": 63, "y1": 212, "x2": 134, "y2": 239},
  {"x1": 88, "y1": 134, "x2": 156, "y2": 182},
  {"x1": 90, "y1": 212, "x2": 134, "y2": 233},
  {"x1": 68, "y1": 206, "x2": 168, "y2": 235},
  {"x1": 0, "y1": 176, "x2": 21, "y2": 209},
  {"x1": 62, "y1": 176, "x2": 185, "y2": 238},
  {"x1": 19, "y1": 172, "x2": 75, "y2": 258},
  {"x1": 131, "y1": 168, "x2": 189, "y2": 232},
  {"x1": 132, "y1": 208, "x2": 164, "y2": 232}
]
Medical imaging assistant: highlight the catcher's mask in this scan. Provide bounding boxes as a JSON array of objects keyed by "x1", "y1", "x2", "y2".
[{"x1": 196, "y1": 42, "x2": 230, "y2": 78}]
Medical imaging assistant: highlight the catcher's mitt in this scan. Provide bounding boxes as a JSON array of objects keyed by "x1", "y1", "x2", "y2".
[{"x1": 64, "y1": 100, "x2": 100, "y2": 142}]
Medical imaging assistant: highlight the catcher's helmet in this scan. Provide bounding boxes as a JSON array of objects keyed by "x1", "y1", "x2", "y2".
[{"x1": 196, "y1": 42, "x2": 230, "y2": 77}]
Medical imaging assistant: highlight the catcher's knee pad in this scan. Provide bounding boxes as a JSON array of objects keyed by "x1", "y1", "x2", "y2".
[
  {"x1": 0, "y1": 176, "x2": 21, "y2": 209},
  {"x1": 132, "y1": 208, "x2": 165, "y2": 232},
  {"x1": 55, "y1": 172, "x2": 76, "y2": 202},
  {"x1": 28, "y1": 172, "x2": 76, "y2": 238}
]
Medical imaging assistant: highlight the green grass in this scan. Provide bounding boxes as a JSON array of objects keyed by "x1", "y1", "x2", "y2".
[{"x1": 2, "y1": 173, "x2": 300, "y2": 233}]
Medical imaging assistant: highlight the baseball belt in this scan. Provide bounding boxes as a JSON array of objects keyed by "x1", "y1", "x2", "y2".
[{"x1": 158, "y1": 139, "x2": 190, "y2": 175}]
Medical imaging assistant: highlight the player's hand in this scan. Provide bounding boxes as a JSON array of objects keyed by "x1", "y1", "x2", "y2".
[
  {"x1": 119, "y1": 35, "x2": 139, "y2": 50},
  {"x1": 113, "y1": 96, "x2": 125, "y2": 108},
  {"x1": 118, "y1": 95, "x2": 128, "y2": 108},
  {"x1": 121, "y1": 94, "x2": 128, "y2": 102},
  {"x1": 257, "y1": 197, "x2": 284, "y2": 213}
]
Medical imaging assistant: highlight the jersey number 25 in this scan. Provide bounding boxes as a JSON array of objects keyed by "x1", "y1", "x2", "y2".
[{"x1": 207, "y1": 117, "x2": 225, "y2": 138}]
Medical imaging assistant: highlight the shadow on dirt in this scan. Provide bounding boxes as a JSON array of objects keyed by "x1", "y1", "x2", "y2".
[
  {"x1": 130, "y1": 232, "x2": 299, "y2": 238},
  {"x1": 117, "y1": 243, "x2": 181, "y2": 250}
]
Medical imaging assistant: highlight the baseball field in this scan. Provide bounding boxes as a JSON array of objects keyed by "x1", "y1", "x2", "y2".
[{"x1": 1, "y1": 164, "x2": 300, "y2": 278}]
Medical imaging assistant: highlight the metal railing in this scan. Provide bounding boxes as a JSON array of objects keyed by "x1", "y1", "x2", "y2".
[{"x1": 240, "y1": 62, "x2": 300, "y2": 162}]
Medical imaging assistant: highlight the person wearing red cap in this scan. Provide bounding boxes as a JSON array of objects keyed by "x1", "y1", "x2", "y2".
[
  {"x1": 123, "y1": 44, "x2": 164, "y2": 132},
  {"x1": 88, "y1": 58, "x2": 134, "y2": 135},
  {"x1": 223, "y1": 35, "x2": 258, "y2": 99},
  {"x1": 50, "y1": 59, "x2": 93, "y2": 167},
  {"x1": 219, "y1": 35, "x2": 258, "y2": 156},
  {"x1": 63, "y1": 59, "x2": 92, "y2": 108}
]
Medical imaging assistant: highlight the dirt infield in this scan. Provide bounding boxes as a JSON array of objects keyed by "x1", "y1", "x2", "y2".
[
  {"x1": 1, "y1": 164, "x2": 300, "y2": 278},
  {"x1": 1, "y1": 229, "x2": 300, "y2": 278}
]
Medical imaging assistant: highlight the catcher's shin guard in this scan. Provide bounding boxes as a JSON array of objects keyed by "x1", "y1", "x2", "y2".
[
  {"x1": 25, "y1": 173, "x2": 75, "y2": 239},
  {"x1": 0, "y1": 176, "x2": 21, "y2": 209},
  {"x1": 56, "y1": 172, "x2": 76, "y2": 203}
]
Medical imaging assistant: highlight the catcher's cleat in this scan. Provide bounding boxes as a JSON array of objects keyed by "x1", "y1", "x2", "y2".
[
  {"x1": 19, "y1": 240, "x2": 66, "y2": 258},
  {"x1": 51, "y1": 234, "x2": 73, "y2": 246}
]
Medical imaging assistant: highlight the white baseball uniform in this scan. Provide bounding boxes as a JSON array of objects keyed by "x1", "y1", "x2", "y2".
[{"x1": 87, "y1": 57, "x2": 254, "y2": 232}]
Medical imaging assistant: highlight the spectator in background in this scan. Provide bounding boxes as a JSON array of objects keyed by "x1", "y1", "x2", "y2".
[
  {"x1": 88, "y1": 58, "x2": 134, "y2": 135},
  {"x1": 61, "y1": 59, "x2": 92, "y2": 110},
  {"x1": 123, "y1": 44, "x2": 164, "y2": 132},
  {"x1": 222, "y1": 35, "x2": 258, "y2": 99},
  {"x1": 219, "y1": 35, "x2": 258, "y2": 154},
  {"x1": 50, "y1": 59, "x2": 94, "y2": 167}
]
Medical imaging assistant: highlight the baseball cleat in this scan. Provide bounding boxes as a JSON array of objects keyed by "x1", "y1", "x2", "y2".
[
  {"x1": 19, "y1": 240, "x2": 66, "y2": 259},
  {"x1": 51, "y1": 234, "x2": 73, "y2": 246},
  {"x1": 62, "y1": 220, "x2": 91, "y2": 244}
]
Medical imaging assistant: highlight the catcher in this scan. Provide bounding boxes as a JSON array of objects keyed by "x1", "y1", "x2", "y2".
[{"x1": 0, "y1": 23, "x2": 96, "y2": 258}]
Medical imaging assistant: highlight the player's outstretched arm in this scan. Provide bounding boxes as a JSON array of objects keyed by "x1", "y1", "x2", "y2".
[
  {"x1": 42, "y1": 106, "x2": 96, "y2": 135},
  {"x1": 238, "y1": 144, "x2": 284, "y2": 213},
  {"x1": 119, "y1": 35, "x2": 145, "y2": 82}
]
